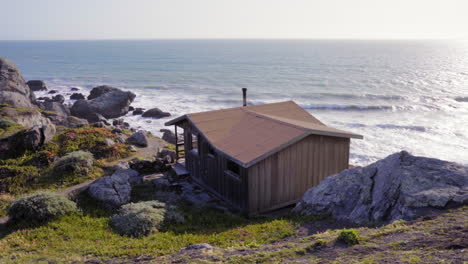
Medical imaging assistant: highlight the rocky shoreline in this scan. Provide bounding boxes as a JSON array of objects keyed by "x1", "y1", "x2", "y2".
[{"x1": 0, "y1": 57, "x2": 176, "y2": 156}]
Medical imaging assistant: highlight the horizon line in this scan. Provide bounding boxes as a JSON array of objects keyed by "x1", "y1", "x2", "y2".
[{"x1": 0, "y1": 37, "x2": 466, "y2": 42}]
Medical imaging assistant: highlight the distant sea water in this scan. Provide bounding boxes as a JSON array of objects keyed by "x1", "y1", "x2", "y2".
[{"x1": 1, "y1": 39, "x2": 468, "y2": 166}]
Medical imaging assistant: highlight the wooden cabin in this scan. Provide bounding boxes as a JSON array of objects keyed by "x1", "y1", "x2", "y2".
[{"x1": 165, "y1": 98, "x2": 362, "y2": 214}]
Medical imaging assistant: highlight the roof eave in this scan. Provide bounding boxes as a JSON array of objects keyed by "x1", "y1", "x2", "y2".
[{"x1": 164, "y1": 115, "x2": 188, "y2": 126}]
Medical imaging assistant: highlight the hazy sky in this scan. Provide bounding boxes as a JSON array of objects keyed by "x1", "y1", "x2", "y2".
[{"x1": 1, "y1": 0, "x2": 467, "y2": 40}]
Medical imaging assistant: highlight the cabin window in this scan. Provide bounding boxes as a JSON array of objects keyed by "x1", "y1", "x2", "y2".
[
  {"x1": 207, "y1": 145, "x2": 216, "y2": 158},
  {"x1": 190, "y1": 133, "x2": 199, "y2": 155},
  {"x1": 226, "y1": 160, "x2": 240, "y2": 175}
]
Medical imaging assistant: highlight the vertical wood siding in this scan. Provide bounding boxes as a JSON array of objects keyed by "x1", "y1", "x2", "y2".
[
  {"x1": 183, "y1": 123, "x2": 248, "y2": 210},
  {"x1": 247, "y1": 135, "x2": 350, "y2": 213}
]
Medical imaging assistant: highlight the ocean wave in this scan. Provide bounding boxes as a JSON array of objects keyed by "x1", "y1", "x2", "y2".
[
  {"x1": 315, "y1": 93, "x2": 405, "y2": 101},
  {"x1": 375, "y1": 124, "x2": 427, "y2": 132},
  {"x1": 455, "y1": 97, "x2": 468, "y2": 102},
  {"x1": 300, "y1": 104, "x2": 395, "y2": 111}
]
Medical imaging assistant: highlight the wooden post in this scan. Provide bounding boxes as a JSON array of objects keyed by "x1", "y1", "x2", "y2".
[{"x1": 175, "y1": 125, "x2": 179, "y2": 161}]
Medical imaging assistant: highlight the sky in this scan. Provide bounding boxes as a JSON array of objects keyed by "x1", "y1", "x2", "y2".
[{"x1": 1, "y1": 0, "x2": 467, "y2": 40}]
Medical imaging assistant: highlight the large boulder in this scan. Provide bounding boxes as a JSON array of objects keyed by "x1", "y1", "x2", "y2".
[
  {"x1": 160, "y1": 129, "x2": 176, "y2": 144},
  {"x1": 70, "y1": 93, "x2": 85, "y2": 100},
  {"x1": 70, "y1": 89, "x2": 136, "y2": 122},
  {"x1": 39, "y1": 101, "x2": 70, "y2": 116},
  {"x1": 0, "y1": 58, "x2": 36, "y2": 108},
  {"x1": 88, "y1": 170, "x2": 132, "y2": 208},
  {"x1": 0, "y1": 106, "x2": 56, "y2": 144},
  {"x1": 141, "y1": 108, "x2": 171, "y2": 119},
  {"x1": 26, "y1": 80, "x2": 47, "y2": 91},
  {"x1": 293, "y1": 151, "x2": 468, "y2": 224},
  {"x1": 87, "y1": 85, "x2": 119, "y2": 100},
  {"x1": 126, "y1": 131, "x2": 148, "y2": 147}
]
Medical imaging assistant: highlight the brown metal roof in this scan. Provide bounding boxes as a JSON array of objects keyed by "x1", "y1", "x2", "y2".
[{"x1": 165, "y1": 101, "x2": 363, "y2": 167}]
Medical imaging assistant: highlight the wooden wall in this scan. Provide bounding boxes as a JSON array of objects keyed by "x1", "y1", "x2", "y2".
[
  {"x1": 183, "y1": 123, "x2": 249, "y2": 211},
  {"x1": 247, "y1": 135, "x2": 350, "y2": 214}
]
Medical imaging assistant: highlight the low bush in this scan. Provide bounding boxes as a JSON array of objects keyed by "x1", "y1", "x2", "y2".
[
  {"x1": 306, "y1": 239, "x2": 328, "y2": 252},
  {"x1": 7, "y1": 192, "x2": 78, "y2": 223},
  {"x1": 53, "y1": 126, "x2": 131, "y2": 159},
  {"x1": 337, "y1": 229, "x2": 360, "y2": 246},
  {"x1": 0, "y1": 194, "x2": 14, "y2": 217},
  {"x1": 0, "y1": 165, "x2": 39, "y2": 193},
  {"x1": 52, "y1": 151, "x2": 94, "y2": 180},
  {"x1": 109, "y1": 201, "x2": 184, "y2": 238}
]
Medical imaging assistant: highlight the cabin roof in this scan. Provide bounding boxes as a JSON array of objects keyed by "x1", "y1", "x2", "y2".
[{"x1": 165, "y1": 101, "x2": 363, "y2": 167}]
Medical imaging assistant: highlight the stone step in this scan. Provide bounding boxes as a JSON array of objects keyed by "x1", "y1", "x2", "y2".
[{"x1": 173, "y1": 163, "x2": 189, "y2": 177}]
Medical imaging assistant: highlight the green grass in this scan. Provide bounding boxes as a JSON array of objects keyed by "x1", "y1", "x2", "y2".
[{"x1": 0, "y1": 194, "x2": 297, "y2": 263}]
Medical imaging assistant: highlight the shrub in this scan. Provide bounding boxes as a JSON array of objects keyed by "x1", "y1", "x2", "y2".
[
  {"x1": 306, "y1": 239, "x2": 328, "y2": 252},
  {"x1": 0, "y1": 194, "x2": 14, "y2": 217},
  {"x1": 53, "y1": 126, "x2": 131, "y2": 159},
  {"x1": 337, "y1": 229, "x2": 360, "y2": 246},
  {"x1": 7, "y1": 192, "x2": 78, "y2": 223},
  {"x1": 52, "y1": 151, "x2": 94, "y2": 180},
  {"x1": 0, "y1": 165, "x2": 39, "y2": 193},
  {"x1": 109, "y1": 201, "x2": 184, "y2": 238}
]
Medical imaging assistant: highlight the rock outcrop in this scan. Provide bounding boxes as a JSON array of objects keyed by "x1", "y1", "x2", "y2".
[
  {"x1": 126, "y1": 131, "x2": 148, "y2": 147},
  {"x1": 160, "y1": 129, "x2": 176, "y2": 144},
  {"x1": 0, "y1": 105, "x2": 55, "y2": 145},
  {"x1": 87, "y1": 85, "x2": 119, "y2": 100},
  {"x1": 26, "y1": 80, "x2": 47, "y2": 91},
  {"x1": 88, "y1": 170, "x2": 133, "y2": 208},
  {"x1": 70, "y1": 87, "x2": 135, "y2": 122},
  {"x1": 70, "y1": 93, "x2": 85, "y2": 100},
  {"x1": 142, "y1": 108, "x2": 171, "y2": 119},
  {"x1": 293, "y1": 151, "x2": 468, "y2": 224},
  {"x1": 0, "y1": 58, "x2": 36, "y2": 108}
]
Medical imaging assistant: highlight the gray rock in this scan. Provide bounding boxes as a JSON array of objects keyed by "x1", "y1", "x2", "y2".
[
  {"x1": 153, "y1": 177, "x2": 172, "y2": 191},
  {"x1": 158, "y1": 148, "x2": 176, "y2": 161},
  {"x1": 26, "y1": 80, "x2": 47, "y2": 91},
  {"x1": 59, "y1": 116, "x2": 88, "y2": 128},
  {"x1": 113, "y1": 168, "x2": 141, "y2": 185},
  {"x1": 293, "y1": 151, "x2": 468, "y2": 224},
  {"x1": 126, "y1": 131, "x2": 148, "y2": 147},
  {"x1": 116, "y1": 135, "x2": 126, "y2": 143},
  {"x1": 129, "y1": 145, "x2": 137, "y2": 152},
  {"x1": 179, "y1": 243, "x2": 214, "y2": 252},
  {"x1": 0, "y1": 106, "x2": 56, "y2": 143},
  {"x1": 39, "y1": 101, "x2": 70, "y2": 117},
  {"x1": 141, "y1": 108, "x2": 171, "y2": 119},
  {"x1": 132, "y1": 108, "x2": 144, "y2": 115},
  {"x1": 87, "y1": 85, "x2": 120, "y2": 100},
  {"x1": 70, "y1": 87, "x2": 80, "y2": 91},
  {"x1": 51, "y1": 94, "x2": 65, "y2": 104},
  {"x1": 160, "y1": 129, "x2": 176, "y2": 144},
  {"x1": 104, "y1": 138, "x2": 115, "y2": 146},
  {"x1": 48, "y1": 90, "x2": 58, "y2": 94},
  {"x1": 70, "y1": 89, "x2": 136, "y2": 122},
  {"x1": 0, "y1": 58, "x2": 36, "y2": 108},
  {"x1": 113, "y1": 161, "x2": 130, "y2": 171},
  {"x1": 88, "y1": 171, "x2": 132, "y2": 208},
  {"x1": 70, "y1": 93, "x2": 85, "y2": 100}
]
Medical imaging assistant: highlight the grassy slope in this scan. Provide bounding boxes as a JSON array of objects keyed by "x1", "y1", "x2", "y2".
[
  {"x1": 1, "y1": 198, "x2": 466, "y2": 263},
  {"x1": 0, "y1": 193, "x2": 303, "y2": 263},
  {"x1": 159, "y1": 207, "x2": 467, "y2": 264}
]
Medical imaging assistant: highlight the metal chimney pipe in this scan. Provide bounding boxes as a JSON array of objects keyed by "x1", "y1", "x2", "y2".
[{"x1": 242, "y1": 88, "x2": 247, "y2": 106}]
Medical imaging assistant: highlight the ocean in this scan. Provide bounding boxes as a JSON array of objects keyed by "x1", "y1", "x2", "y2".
[{"x1": 1, "y1": 39, "x2": 467, "y2": 166}]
